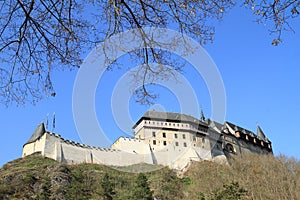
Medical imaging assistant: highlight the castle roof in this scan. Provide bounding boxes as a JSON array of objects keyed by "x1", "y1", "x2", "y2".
[
  {"x1": 257, "y1": 126, "x2": 269, "y2": 142},
  {"x1": 133, "y1": 110, "x2": 207, "y2": 128},
  {"x1": 208, "y1": 120, "x2": 225, "y2": 132},
  {"x1": 225, "y1": 121, "x2": 270, "y2": 143},
  {"x1": 23, "y1": 123, "x2": 46, "y2": 147}
]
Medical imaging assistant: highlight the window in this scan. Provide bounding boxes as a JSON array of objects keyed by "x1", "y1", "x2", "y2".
[
  {"x1": 175, "y1": 142, "x2": 179, "y2": 146},
  {"x1": 152, "y1": 132, "x2": 156, "y2": 137},
  {"x1": 174, "y1": 133, "x2": 178, "y2": 139},
  {"x1": 162, "y1": 132, "x2": 166, "y2": 138},
  {"x1": 163, "y1": 141, "x2": 167, "y2": 146},
  {"x1": 183, "y1": 142, "x2": 187, "y2": 147},
  {"x1": 226, "y1": 143, "x2": 235, "y2": 153},
  {"x1": 183, "y1": 134, "x2": 186, "y2": 139},
  {"x1": 193, "y1": 136, "x2": 196, "y2": 141},
  {"x1": 153, "y1": 140, "x2": 156, "y2": 145},
  {"x1": 202, "y1": 138, "x2": 205, "y2": 143}
]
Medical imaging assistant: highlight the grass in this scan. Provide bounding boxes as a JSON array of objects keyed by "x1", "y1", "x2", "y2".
[{"x1": 0, "y1": 153, "x2": 299, "y2": 199}]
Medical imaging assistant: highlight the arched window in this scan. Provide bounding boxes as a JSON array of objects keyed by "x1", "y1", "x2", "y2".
[{"x1": 225, "y1": 143, "x2": 235, "y2": 153}]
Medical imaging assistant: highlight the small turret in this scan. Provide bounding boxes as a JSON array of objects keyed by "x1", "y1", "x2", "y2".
[
  {"x1": 23, "y1": 123, "x2": 46, "y2": 147},
  {"x1": 200, "y1": 108, "x2": 205, "y2": 122},
  {"x1": 257, "y1": 125, "x2": 267, "y2": 141}
]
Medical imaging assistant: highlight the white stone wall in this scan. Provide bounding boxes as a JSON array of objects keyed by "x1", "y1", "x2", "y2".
[
  {"x1": 23, "y1": 131, "x2": 217, "y2": 170},
  {"x1": 111, "y1": 137, "x2": 150, "y2": 154},
  {"x1": 22, "y1": 133, "x2": 47, "y2": 157}
]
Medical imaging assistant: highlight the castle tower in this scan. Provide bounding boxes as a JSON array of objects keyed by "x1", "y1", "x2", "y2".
[{"x1": 22, "y1": 123, "x2": 46, "y2": 157}]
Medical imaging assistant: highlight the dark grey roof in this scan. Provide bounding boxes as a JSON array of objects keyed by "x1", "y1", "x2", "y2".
[
  {"x1": 225, "y1": 121, "x2": 270, "y2": 143},
  {"x1": 137, "y1": 110, "x2": 207, "y2": 126},
  {"x1": 225, "y1": 121, "x2": 256, "y2": 138},
  {"x1": 23, "y1": 123, "x2": 46, "y2": 147},
  {"x1": 257, "y1": 126, "x2": 269, "y2": 142},
  {"x1": 208, "y1": 120, "x2": 225, "y2": 132}
]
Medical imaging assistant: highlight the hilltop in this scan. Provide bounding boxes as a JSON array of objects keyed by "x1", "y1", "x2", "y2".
[{"x1": 0, "y1": 153, "x2": 299, "y2": 199}]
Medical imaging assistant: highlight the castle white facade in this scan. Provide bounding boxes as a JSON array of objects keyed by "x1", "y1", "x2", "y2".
[{"x1": 22, "y1": 111, "x2": 272, "y2": 171}]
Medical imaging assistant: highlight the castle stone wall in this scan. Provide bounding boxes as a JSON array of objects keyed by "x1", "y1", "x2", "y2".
[
  {"x1": 22, "y1": 133, "x2": 47, "y2": 157},
  {"x1": 23, "y1": 131, "x2": 217, "y2": 170},
  {"x1": 111, "y1": 137, "x2": 150, "y2": 154}
]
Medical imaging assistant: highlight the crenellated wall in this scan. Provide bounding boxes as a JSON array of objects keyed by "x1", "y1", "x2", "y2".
[{"x1": 22, "y1": 131, "x2": 220, "y2": 171}]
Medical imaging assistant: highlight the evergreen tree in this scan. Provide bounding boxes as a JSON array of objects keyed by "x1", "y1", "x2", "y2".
[
  {"x1": 132, "y1": 173, "x2": 153, "y2": 200},
  {"x1": 157, "y1": 170, "x2": 184, "y2": 200},
  {"x1": 101, "y1": 173, "x2": 115, "y2": 200},
  {"x1": 211, "y1": 182, "x2": 248, "y2": 200}
]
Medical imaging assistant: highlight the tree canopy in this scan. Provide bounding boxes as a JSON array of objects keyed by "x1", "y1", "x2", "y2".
[{"x1": 0, "y1": 0, "x2": 299, "y2": 105}]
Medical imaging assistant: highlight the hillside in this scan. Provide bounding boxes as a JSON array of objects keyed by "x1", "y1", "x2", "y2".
[{"x1": 0, "y1": 154, "x2": 299, "y2": 200}]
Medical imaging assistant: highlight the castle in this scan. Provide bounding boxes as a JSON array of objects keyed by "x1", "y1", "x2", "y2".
[{"x1": 22, "y1": 111, "x2": 273, "y2": 171}]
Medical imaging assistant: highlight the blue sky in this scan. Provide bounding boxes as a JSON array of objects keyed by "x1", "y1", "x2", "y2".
[{"x1": 1, "y1": 6, "x2": 299, "y2": 167}]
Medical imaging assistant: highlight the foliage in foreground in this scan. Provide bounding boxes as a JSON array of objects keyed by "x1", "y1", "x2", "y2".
[{"x1": 0, "y1": 153, "x2": 299, "y2": 200}]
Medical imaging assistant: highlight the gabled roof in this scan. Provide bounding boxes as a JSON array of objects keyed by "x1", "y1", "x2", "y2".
[
  {"x1": 225, "y1": 121, "x2": 270, "y2": 143},
  {"x1": 23, "y1": 123, "x2": 46, "y2": 147},
  {"x1": 225, "y1": 121, "x2": 255, "y2": 136},
  {"x1": 133, "y1": 110, "x2": 207, "y2": 128}
]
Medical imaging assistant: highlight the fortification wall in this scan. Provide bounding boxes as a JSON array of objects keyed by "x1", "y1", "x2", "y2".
[
  {"x1": 23, "y1": 132, "x2": 216, "y2": 170},
  {"x1": 43, "y1": 133, "x2": 61, "y2": 160},
  {"x1": 111, "y1": 137, "x2": 150, "y2": 154},
  {"x1": 40, "y1": 133, "x2": 155, "y2": 166},
  {"x1": 22, "y1": 133, "x2": 47, "y2": 157},
  {"x1": 91, "y1": 149, "x2": 153, "y2": 166}
]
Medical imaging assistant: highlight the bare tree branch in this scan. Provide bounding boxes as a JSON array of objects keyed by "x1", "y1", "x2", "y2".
[{"x1": 0, "y1": 0, "x2": 298, "y2": 105}]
